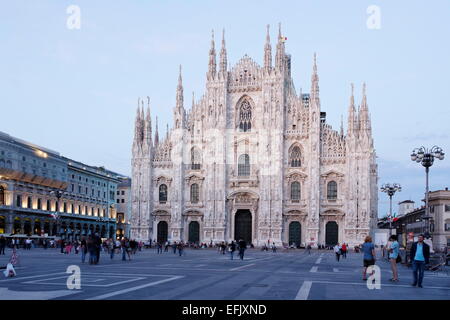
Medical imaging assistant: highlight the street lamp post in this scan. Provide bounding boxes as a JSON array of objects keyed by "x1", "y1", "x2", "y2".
[
  {"x1": 380, "y1": 183, "x2": 402, "y2": 235},
  {"x1": 410, "y1": 146, "x2": 445, "y2": 238},
  {"x1": 50, "y1": 189, "x2": 67, "y2": 238}
]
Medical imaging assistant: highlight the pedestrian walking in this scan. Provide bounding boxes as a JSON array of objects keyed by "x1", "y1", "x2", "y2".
[
  {"x1": 0, "y1": 236, "x2": 6, "y2": 255},
  {"x1": 238, "y1": 239, "x2": 246, "y2": 260},
  {"x1": 220, "y1": 242, "x2": 226, "y2": 255},
  {"x1": 74, "y1": 241, "x2": 80, "y2": 254},
  {"x1": 109, "y1": 239, "x2": 115, "y2": 259},
  {"x1": 177, "y1": 242, "x2": 184, "y2": 256},
  {"x1": 271, "y1": 242, "x2": 277, "y2": 253},
  {"x1": 87, "y1": 235, "x2": 96, "y2": 265},
  {"x1": 9, "y1": 247, "x2": 19, "y2": 266},
  {"x1": 65, "y1": 242, "x2": 72, "y2": 254},
  {"x1": 80, "y1": 237, "x2": 87, "y2": 263},
  {"x1": 94, "y1": 233, "x2": 101, "y2": 264},
  {"x1": 157, "y1": 242, "x2": 163, "y2": 254},
  {"x1": 334, "y1": 243, "x2": 341, "y2": 261},
  {"x1": 410, "y1": 234, "x2": 430, "y2": 288},
  {"x1": 229, "y1": 241, "x2": 236, "y2": 260},
  {"x1": 164, "y1": 241, "x2": 169, "y2": 252},
  {"x1": 121, "y1": 237, "x2": 131, "y2": 261},
  {"x1": 306, "y1": 243, "x2": 312, "y2": 255},
  {"x1": 388, "y1": 235, "x2": 400, "y2": 282},
  {"x1": 341, "y1": 243, "x2": 347, "y2": 259},
  {"x1": 361, "y1": 236, "x2": 376, "y2": 281},
  {"x1": 172, "y1": 241, "x2": 177, "y2": 254},
  {"x1": 60, "y1": 239, "x2": 65, "y2": 254}
]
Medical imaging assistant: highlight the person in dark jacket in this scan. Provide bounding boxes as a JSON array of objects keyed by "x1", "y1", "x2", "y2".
[
  {"x1": 238, "y1": 239, "x2": 246, "y2": 260},
  {"x1": 93, "y1": 233, "x2": 102, "y2": 264},
  {"x1": 229, "y1": 241, "x2": 236, "y2": 260},
  {"x1": 409, "y1": 234, "x2": 430, "y2": 288},
  {"x1": 0, "y1": 236, "x2": 6, "y2": 255}
]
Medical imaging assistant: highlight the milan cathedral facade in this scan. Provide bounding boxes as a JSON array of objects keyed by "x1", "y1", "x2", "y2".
[{"x1": 130, "y1": 25, "x2": 378, "y2": 247}]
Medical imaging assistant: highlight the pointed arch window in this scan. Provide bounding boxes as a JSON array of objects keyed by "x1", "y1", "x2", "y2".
[
  {"x1": 290, "y1": 146, "x2": 301, "y2": 167},
  {"x1": 327, "y1": 181, "x2": 338, "y2": 200},
  {"x1": 159, "y1": 184, "x2": 168, "y2": 203},
  {"x1": 190, "y1": 183, "x2": 199, "y2": 203},
  {"x1": 291, "y1": 181, "x2": 301, "y2": 201},
  {"x1": 191, "y1": 148, "x2": 201, "y2": 170},
  {"x1": 239, "y1": 99, "x2": 252, "y2": 132},
  {"x1": 238, "y1": 154, "x2": 250, "y2": 176}
]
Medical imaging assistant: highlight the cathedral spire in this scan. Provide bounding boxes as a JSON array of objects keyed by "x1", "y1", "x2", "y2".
[
  {"x1": 208, "y1": 29, "x2": 217, "y2": 79},
  {"x1": 176, "y1": 65, "x2": 183, "y2": 110},
  {"x1": 154, "y1": 116, "x2": 159, "y2": 147},
  {"x1": 144, "y1": 96, "x2": 152, "y2": 147},
  {"x1": 347, "y1": 83, "x2": 358, "y2": 136},
  {"x1": 275, "y1": 22, "x2": 285, "y2": 71},
  {"x1": 359, "y1": 82, "x2": 371, "y2": 134},
  {"x1": 140, "y1": 101, "x2": 145, "y2": 142},
  {"x1": 192, "y1": 91, "x2": 195, "y2": 108},
  {"x1": 310, "y1": 53, "x2": 320, "y2": 107},
  {"x1": 219, "y1": 29, "x2": 227, "y2": 75},
  {"x1": 264, "y1": 24, "x2": 272, "y2": 72},
  {"x1": 134, "y1": 98, "x2": 142, "y2": 145}
]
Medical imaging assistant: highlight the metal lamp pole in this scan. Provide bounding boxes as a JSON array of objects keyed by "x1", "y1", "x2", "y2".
[
  {"x1": 50, "y1": 189, "x2": 67, "y2": 237},
  {"x1": 380, "y1": 183, "x2": 401, "y2": 235},
  {"x1": 410, "y1": 146, "x2": 445, "y2": 238}
]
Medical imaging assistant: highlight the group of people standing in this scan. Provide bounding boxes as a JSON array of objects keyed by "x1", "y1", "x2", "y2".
[
  {"x1": 360, "y1": 234, "x2": 430, "y2": 288},
  {"x1": 153, "y1": 239, "x2": 248, "y2": 260},
  {"x1": 333, "y1": 243, "x2": 348, "y2": 261},
  {"x1": 59, "y1": 236, "x2": 142, "y2": 264},
  {"x1": 79, "y1": 234, "x2": 102, "y2": 264},
  {"x1": 156, "y1": 241, "x2": 186, "y2": 256},
  {"x1": 224, "y1": 240, "x2": 247, "y2": 260}
]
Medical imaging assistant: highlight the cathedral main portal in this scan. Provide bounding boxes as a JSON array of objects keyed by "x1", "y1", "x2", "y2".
[{"x1": 234, "y1": 209, "x2": 252, "y2": 243}]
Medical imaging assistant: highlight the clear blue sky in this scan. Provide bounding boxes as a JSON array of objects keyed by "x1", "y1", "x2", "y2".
[{"x1": 1, "y1": 0, "x2": 449, "y2": 217}]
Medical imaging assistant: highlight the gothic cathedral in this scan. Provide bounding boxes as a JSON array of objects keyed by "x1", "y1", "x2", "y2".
[{"x1": 130, "y1": 25, "x2": 378, "y2": 247}]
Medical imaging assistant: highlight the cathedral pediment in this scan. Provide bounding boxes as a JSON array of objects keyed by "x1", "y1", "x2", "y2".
[
  {"x1": 182, "y1": 210, "x2": 204, "y2": 217},
  {"x1": 320, "y1": 170, "x2": 344, "y2": 178},
  {"x1": 152, "y1": 210, "x2": 170, "y2": 217},
  {"x1": 227, "y1": 190, "x2": 259, "y2": 201},
  {"x1": 320, "y1": 209, "x2": 345, "y2": 216},
  {"x1": 286, "y1": 171, "x2": 308, "y2": 181},
  {"x1": 154, "y1": 175, "x2": 172, "y2": 185},
  {"x1": 283, "y1": 210, "x2": 307, "y2": 217},
  {"x1": 185, "y1": 174, "x2": 204, "y2": 182}
]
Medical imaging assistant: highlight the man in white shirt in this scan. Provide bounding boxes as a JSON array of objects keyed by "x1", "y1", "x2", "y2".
[{"x1": 334, "y1": 243, "x2": 341, "y2": 261}]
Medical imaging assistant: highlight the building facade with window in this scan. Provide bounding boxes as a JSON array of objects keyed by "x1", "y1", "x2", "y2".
[
  {"x1": 391, "y1": 189, "x2": 450, "y2": 250},
  {"x1": 0, "y1": 131, "x2": 121, "y2": 240},
  {"x1": 116, "y1": 177, "x2": 131, "y2": 239},
  {"x1": 130, "y1": 26, "x2": 378, "y2": 247}
]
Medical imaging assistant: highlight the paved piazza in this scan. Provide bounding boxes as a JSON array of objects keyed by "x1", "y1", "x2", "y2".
[{"x1": 0, "y1": 248, "x2": 449, "y2": 300}]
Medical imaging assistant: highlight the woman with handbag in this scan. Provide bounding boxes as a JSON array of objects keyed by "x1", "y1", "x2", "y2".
[{"x1": 388, "y1": 235, "x2": 400, "y2": 282}]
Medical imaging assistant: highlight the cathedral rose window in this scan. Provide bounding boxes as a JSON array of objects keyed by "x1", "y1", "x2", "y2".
[{"x1": 239, "y1": 100, "x2": 252, "y2": 132}]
